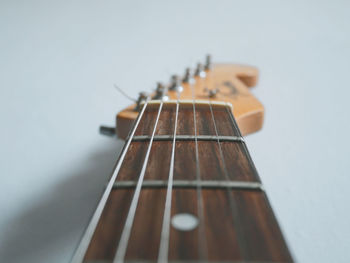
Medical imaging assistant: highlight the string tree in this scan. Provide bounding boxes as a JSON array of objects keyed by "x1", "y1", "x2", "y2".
[{"x1": 204, "y1": 87, "x2": 220, "y2": 98}]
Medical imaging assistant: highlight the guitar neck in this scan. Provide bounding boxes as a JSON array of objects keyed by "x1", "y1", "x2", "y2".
[{"x1": 74, "y1": 100, "x2": 293, "y2": 263}]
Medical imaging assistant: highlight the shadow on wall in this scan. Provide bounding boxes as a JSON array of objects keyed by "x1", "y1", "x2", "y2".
[{"x1": 0, "y1": 138, "x2": 124, "y2": 263}]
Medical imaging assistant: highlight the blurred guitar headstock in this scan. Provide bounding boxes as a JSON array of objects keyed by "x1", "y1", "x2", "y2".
[{"x1": 102, "y1": 55, "x2": 264, "y2": 139}]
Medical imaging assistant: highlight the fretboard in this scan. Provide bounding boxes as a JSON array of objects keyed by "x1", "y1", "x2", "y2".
[{"x1": 73, "y1": 100, "x2": 293, "y2": 263}]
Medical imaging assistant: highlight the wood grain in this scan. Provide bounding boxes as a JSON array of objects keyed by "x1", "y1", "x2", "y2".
[
  {"x1": 83, "y1": 189, "x2": 292, "y2": 262},
  {"x1": 114, "y1": 142, "x2": 149, "y2": 181},
  {"x1": 83, "y1": 189, "x2": 134, "y2": 261}
]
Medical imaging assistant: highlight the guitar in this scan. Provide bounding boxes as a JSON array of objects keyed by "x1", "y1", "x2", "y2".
[{"x1": 72, "y1": 55, "x2": 293, "y2": 263}]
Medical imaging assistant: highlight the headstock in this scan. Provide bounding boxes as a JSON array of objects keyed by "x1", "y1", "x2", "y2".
[{"x1": 114, "y1": 56, "x2": 264, "y2": 139}]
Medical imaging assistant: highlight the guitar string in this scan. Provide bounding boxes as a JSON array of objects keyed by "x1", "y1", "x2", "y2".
[
  {"x1": 70, "y1": 96, "x2": 151, "y2": 263},
  {"x1": 157, "y1": 91, "x2": 180, "y2": 263},
  {"x1": 206, "y1": 74, "x2": 249, "y2": 258},
  {"x1": 113, "y1": 99, "x2": 165, "y2": 263},
  {"x1": 191, "y1": 76, "x2": 208, "y2": 260}
]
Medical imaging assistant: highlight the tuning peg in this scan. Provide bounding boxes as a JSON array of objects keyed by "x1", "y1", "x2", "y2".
[
  {"x1": 155, "y1": 82, "x2": 165, "y2": 96},
  {"x1": 182, "y1": 68, "x2": 192, "y2": 83},
  {"x1": 134, "y1": 92, "x2": 148, "y2": 111},
  {"x1": 194, "y1": 63, "x2": 206, "y2": 78},
  {"x1": 204, "y1": 54, "x2": 212, "y2": 70},
  {"x1": 169, "y1": 75, "x2": 179, "y2": 90},
  {"x1": 153, "y1": 82, "x2": 169, "y2": 100},
  {"x1": 169, "y1": 75, "x2": 183, "y2": 92}
]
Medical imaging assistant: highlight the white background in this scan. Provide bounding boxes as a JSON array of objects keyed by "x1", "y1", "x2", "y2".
[{"x1": 1, "y1": 0, "x2": 349, "y2": 262}]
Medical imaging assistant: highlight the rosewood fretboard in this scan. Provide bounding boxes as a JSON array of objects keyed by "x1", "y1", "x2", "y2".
[{"x1": 73, "y1": 101, "x2": 293, "y2": 263}]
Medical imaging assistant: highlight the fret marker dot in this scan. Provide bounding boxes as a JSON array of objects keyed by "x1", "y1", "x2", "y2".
[{"x1": 171, "y1": 213, "x2": 198, "y2": 231}]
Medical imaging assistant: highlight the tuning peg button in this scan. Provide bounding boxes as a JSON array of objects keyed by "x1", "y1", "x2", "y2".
[{"x1": 99, "y1": 126, "x2": 116, "y2": 136}]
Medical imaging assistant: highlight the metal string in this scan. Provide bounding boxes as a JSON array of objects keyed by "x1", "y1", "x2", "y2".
[
  {"x1": 208, "y1": 102, "x2": 230, "y2": 180},
  {"x1": 70, "y1": 96, "x2": 151, "y2": 263},
  {"x1": 191, "y1": 77, "x2": 208, "y2": 260},
  {"x1": 206, "y1": 78, "x2": 249, "y2": 258},
  {"x1": 157, "y1": 92, "x2": 180, "y2": 263},
  {"x1": 113, "y1": 100, "x2": 165, "y2": 263}
]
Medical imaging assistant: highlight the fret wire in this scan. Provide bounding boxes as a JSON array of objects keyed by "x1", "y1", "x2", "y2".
[
  {"x1": 113, "y1": 180, "x2": 263, "y2": 190},
  {"x1": 157, "y1": 98, "x2": 180, "y2": 263},
  {"x1": 113, "y1": 100, "x2": 165, "y2": 263},
  {"x1": 70, "y1": 96, "x2": 151, "y2": 263},
  {"x1": 192, "y1": 77, "x2": 208, "y2": 260},
  {"x1": 130, "y1": 134, "x2": 244, "y2": 142}
]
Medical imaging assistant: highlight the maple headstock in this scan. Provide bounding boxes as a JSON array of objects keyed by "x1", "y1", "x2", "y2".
[{"x1": 115, "y1": 58, "x2": 264, "y2": 139}]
